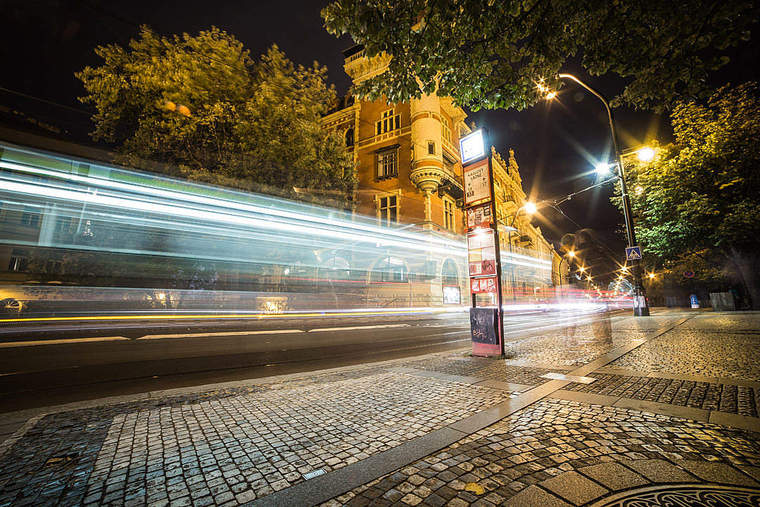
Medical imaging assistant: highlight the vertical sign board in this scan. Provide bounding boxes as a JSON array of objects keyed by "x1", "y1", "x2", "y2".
[{"x1": 460, "y1": 129, "x2": 504, "y2": 357}]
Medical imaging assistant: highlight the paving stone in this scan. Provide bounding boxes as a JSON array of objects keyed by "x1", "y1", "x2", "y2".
[
  {"x1": 577, "y1": 463, "x2": 648, "y2": 490},
  {"x1": 618, "y1": 459, "x2": 696, "y2": 483},
  {"x1": 679, "y1": 460, "x2": 760, "y2": 486},
  {"x1": 540, "y1": 471, "x2": 608, "y2": 505},
  {"x1": 504, "y1": 485, "x2": 572, "y2": 507},
  {"x1": 738, "y1": 465, "x2": 760, "y2": 483}
]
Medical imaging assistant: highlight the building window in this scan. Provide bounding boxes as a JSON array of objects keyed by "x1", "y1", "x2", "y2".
[
  {"x1": 20, "y1": 208, "x2": 39, "y2": 228},
  {"x1": 378, "y1": 195, "x2": 398, "y2": 225},
  {"x1": 377, "y1": 148, "x2": 398, "y2": 179},
  {"x1": 428, "y1": 141, "x2": 436, "y2": 155},
  {"x1": 8, "y1": 249, "x2": 29, "y2": 272},
  {"x1": 376, "y1": 109, "x2": 400, "y2": 136},
  {"x1": 55, "y1": 216, "x2": 73, "y2": 234},
  {"x1": 442, "y1": 118, "x2": 452, "y2": 144},
  {"x1": 344, "y1": 128, "x2": 354, "y2": 147},
  {"x1": 373, "y1": 256, "x2": 408, "y2": 283},
  {"x1": 443, "y1": 199, "x2": 455, "y2": 231}
]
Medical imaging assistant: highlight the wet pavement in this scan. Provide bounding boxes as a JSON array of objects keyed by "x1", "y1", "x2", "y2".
[{"x1": 0, "y1": 309, "x2": 758, "y2": 506}]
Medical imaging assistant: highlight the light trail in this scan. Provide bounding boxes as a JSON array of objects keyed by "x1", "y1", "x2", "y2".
[{"x1": 0, "y1": 141, "x2": 594, "y2": 322}]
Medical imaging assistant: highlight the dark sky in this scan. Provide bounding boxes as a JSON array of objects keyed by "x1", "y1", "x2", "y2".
[{"x1": 3, "y1": 0, "x2": 759, "y2": 282}]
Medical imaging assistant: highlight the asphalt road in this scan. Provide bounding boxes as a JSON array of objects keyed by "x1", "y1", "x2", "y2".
[{"x1": 0, "y1": 308, "x2": 598, "y2": 411}]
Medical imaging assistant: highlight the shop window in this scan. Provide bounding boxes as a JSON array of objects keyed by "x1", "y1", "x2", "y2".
[{"x1": 373, "y1": 256, "x2": 408, "y2": 283}]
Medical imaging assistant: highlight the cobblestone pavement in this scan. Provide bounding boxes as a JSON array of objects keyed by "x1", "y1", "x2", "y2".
[
  {"x1": 611, "y1": 314, "x2": 760, "y2": 381},
  {"x1": 0, "y1": 370, "x2": 512, "y2": 506},
  {"x1": 402, "y1": 355, "x2": 566, "y2": 385},
  {"x1": 566, "y1": 373, "x2": 760, "y2": 417},
  {"x1": 1, "y1": 310, "x2": 759, "y2": 506},
  {"x1": 501, "y1": 314, "x2": 659, "y2": 368},
  {"x1": 332, "y1": 399, "x2": 760, "y2": 507}
]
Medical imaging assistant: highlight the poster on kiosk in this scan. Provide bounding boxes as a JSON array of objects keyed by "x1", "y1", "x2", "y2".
[{"x1": 461, "y1": 129, "x2": 504, "y2": 357}]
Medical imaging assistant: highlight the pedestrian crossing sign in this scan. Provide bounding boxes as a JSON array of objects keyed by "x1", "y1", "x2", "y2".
[{"x1": 625, "y1": 245, "x2": 643, "y2": 261}]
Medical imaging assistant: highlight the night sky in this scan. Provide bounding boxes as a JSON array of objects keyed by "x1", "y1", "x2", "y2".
[{"x1": 3, "y1": 0, "x2": 759, "y2": 282}]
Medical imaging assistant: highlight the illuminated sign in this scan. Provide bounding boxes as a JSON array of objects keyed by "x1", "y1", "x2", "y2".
[
  {"x1": 471, "y1": 276, "x2": 498, "y2": 294},
  {"x1": 463, "y1": 158, "x2": 491, "y2": 206},
  {"x1": 459, "y1": 129, "x2": 486, "y2": 165},
  {"x1": 466, "y1": 203, "x2": 493, "y2": 230}
]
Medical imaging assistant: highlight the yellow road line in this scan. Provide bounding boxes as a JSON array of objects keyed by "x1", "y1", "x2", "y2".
[
  {"x1": 0, "y1": 308, "x2": 451, "y2": 324},
  {"x1": 141, "y1": 329, "x2": 304, "y2": 340},
  {"x1": 0, "y1": 336, "x2": 129, "y2": 348}
]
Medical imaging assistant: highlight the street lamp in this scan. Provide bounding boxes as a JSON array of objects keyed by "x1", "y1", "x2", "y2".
[
  {"x1": 637, "y1": 147, "x2": 655, "y2": 162},
  {"x1": 595, "y1": 162, "x2": 613, "y2": 177},
  {"x1": 547, "y1": 73, "x2": 650, "y2": 316}
]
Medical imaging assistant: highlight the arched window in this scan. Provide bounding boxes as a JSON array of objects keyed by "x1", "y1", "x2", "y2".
[{"x1": 345, "y1": 128, "x2": 354, "y2": 147}]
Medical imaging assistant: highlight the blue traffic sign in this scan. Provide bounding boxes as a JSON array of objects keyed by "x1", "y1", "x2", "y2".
[{"x1": 625, "y1": 245, "x2": 643, "y2": 261}]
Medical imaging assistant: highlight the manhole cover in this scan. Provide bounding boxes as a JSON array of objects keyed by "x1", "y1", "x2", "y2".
[{"x1": 590, "y1": 484, "x2": 760, "y2": 507}]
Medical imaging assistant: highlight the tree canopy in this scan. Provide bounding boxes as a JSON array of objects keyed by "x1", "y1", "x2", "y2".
[
  {"x1": 615, "y1": 82, "x2": 760, "y2": 305},
  {"x1": 322, "y1": 0, "x2": 757, "y2": 112},
  {"x1": 77, "y1": 26, "x2": 356, "y2": 205}
]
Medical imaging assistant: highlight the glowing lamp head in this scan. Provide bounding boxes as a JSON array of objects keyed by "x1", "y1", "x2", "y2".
[
  {"x1": 545, "y1": 91, "x2": 557, "y2": 100},
  {"x1": 637, "y1": 147, "x2": 655, "y2": 162},
  {"x1": 595, "y1": 162, "x2": 612, "y2": 176},
  {"x1": 567, "y1": 250, "x2": 575, "y2": 258},
  {"x1": 579, "y1": 266, "x2": 586, "y2": 273},
  {"x1": 648, "y1": 272, "x2": 656, "y2": 279},
  {"x1": 523, "y1": 201, "x2": 537, "y2": 215}
]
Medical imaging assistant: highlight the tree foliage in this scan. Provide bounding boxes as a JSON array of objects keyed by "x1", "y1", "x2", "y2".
[
  {"x1": 615, "y1": 82, "x2": 760, "y2": 304},
  {"x1": 77, "y1": 26, "x2": 356, "y2": 205},
  {"x1": 322, "y1": 0, "x2": 757, "y2": 111}
]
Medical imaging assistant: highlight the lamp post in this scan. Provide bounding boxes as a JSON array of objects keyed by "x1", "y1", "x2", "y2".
[{"x1": 551, "y1": 73, "x2": 650, "y2": 316}]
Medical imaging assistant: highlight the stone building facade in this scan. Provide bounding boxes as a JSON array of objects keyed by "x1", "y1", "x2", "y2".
[{"x1": 322, "y1": 46, "x2": 562, "y2": 287}]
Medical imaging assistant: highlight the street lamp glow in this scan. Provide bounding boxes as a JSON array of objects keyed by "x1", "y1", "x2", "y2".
[
  {"x1": 637, "y1": 147, "x2": 655, "y2": 162},
  {"x1": 648, "y1": 272, "x2": 656, "y2": 279},
  {"x1": 578, "y1": 266, "x2": 586, "y2": 273},
  {"x1": 595, "y1": 162, "x2": 612, "y2": 176},
  {"x1": 545, "y1": 90, "x2": 557, "y2": 100},
  {"x1": 567, "y1": 250, "x2": 575, "y2": 258},
  {"x1": 523, "y1": 201, "x2": 537, "y2": 215}
]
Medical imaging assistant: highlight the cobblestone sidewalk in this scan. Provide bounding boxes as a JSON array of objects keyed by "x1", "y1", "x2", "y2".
[
  {"x1": 0, "y1": 310, "x2": 758, "y2": 507},
  {"x1": 332, "y1": 398, "x2": 760, "y2": 507}
]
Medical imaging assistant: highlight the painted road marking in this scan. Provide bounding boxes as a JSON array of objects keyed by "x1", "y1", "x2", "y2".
[
  {"x1": 307, "y1": 324, "x2": 409, "y2": 333},
  {"x1": 0, "y1": 336, "x2": 129, "y2": 348},
  {"x1": 0, "y1": 308, "x2": 459, "y2": 324},
  {"x1": 140, "y1": 329, "x2": 304, "y2": 340}
]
